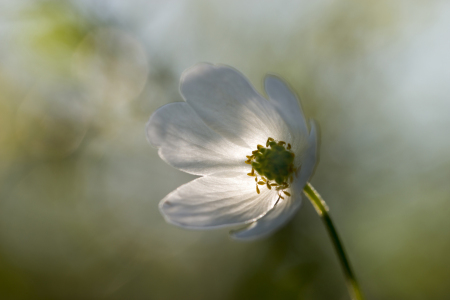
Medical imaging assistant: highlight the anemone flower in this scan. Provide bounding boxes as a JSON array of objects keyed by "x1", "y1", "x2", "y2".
[
  {"x1": 146, "y1": 63, "x2": 364, "y2": 300},
  {"x1": 147, "y1": 63, "x2": 316, "y2": 240}
]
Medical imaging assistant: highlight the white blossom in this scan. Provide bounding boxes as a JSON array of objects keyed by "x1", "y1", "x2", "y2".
[{"x1": 147, "y1": 63, "x2": 317, "y2": 240}]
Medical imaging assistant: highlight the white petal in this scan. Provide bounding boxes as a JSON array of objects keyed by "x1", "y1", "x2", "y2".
[
  {"x1": 230, "y1": 121, "x2": 318, "y2": 240},
  {"x1": 147, "y1": 102, "x2": 250, "y2": 176},
  {"x1": 296, "y1": 120, "x2": 318, "y2": 191},
  {"x1": 264, "y1": 75, "x2": 308, "y2": 136},
  {"x1": 264, "y1": 75, "x2": 310, "y2": 168},
  {"x1": 159, "y1": 174, "x2": 278, "y2": 229},
  {"x1": 230, "y1": 193, "x2": 302, "y2": 240},
  {"x1": 180, "y1": 63, "x2": 291, "y2": 149}
]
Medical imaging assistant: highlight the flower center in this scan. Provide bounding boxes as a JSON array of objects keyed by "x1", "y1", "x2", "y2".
[{"x1": 245, "y1": 137, "x2": 298, "y2": 200}]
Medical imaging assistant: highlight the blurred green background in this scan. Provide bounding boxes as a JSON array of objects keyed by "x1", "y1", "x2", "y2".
[{"x1": 1, "y1": 0, "x2": 450, "y2": 299}]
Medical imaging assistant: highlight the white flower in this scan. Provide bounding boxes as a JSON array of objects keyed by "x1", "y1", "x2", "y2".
[{"x1": 146, "y1": 63, "x2": 318, "y2": 240}]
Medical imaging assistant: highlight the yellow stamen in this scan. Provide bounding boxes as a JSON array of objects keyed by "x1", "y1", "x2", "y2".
[{"x1": 247, "y1": 138, "x2": 297, "y2": 197}]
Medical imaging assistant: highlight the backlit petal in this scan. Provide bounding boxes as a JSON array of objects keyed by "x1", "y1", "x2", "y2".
[
  {"x1": 264, "y1": 75, "x2": 308, "y2": 136},
  {"x1": 230, "y1": 193, "x2": 302, "y2": 240},
  {"x1": 265, "y1": 75, "x2": 310, "y2": 168},
  {"x1": 296, "y1": 120, "x2": 318, "y2": 191},
  {"x1": 159, "y1": 174, "x2": 278, "y2": 229},
  {"x1": 180, "y1": 63, "x2": 291, "y2": 149},
  {"x1": 147, "y1": 102, "x2": 249, "y2": 176},
  {"x1": 231, "y1": 121, "x2": 317, "y2": 240}
]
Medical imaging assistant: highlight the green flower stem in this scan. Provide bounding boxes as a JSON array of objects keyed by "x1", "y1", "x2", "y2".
[{"x1": 303, "y1": 182, "x2": 365, "y2": 300}]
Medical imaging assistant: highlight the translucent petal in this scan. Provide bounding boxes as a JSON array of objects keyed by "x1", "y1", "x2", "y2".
[
  {"x1": 230, "y1": 193, "x2": 302, "y2": 240},
  {"x1": 180, "y1": 63, "x2": 291, "y2": 149},
  {"x1": 264, "y1": 75, "x2": 308, "y2": 136},
  {"x1": 159, "y1": 174, "x2": 278, "y2": 229},
  {"x1": 264, "y1": 75, "x2": 310, "y2": 168},
  {"x1": 147, "y1": 102, "x2": 250, "y2": 176},
  {"x1": 231, "y1": 121, "x2": 318, "y2": 240},
  {"x1": 296, "y1": 120, "x2": 318, "y2": 191}
]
